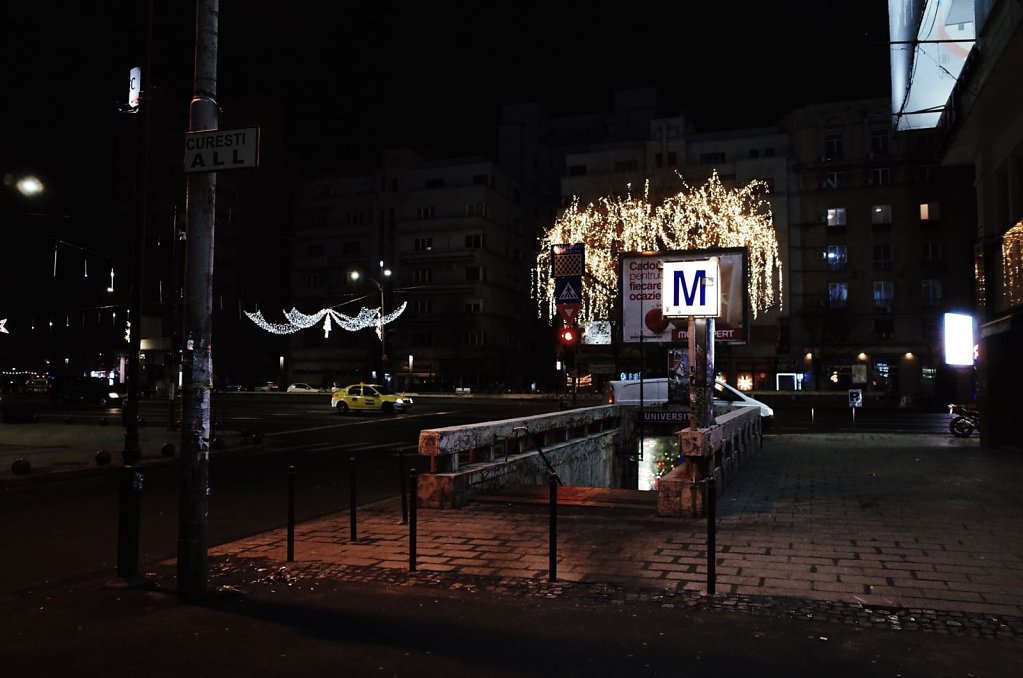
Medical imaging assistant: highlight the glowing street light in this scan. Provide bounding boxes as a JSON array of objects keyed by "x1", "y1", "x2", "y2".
[{"x1": 350, "y1": 263, "x2": 393, "y2": 377}]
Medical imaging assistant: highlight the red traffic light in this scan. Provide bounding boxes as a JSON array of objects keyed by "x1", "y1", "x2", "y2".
[{"x1": 559, "y1": 326, "x2": 578, "y2": 345}]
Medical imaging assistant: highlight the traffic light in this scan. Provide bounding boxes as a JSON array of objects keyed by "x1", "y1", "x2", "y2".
[{"x1": 559, "y1": 325, "x2": 579, "y2": 348}]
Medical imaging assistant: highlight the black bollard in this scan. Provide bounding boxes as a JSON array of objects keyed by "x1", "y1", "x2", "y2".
[
  {"x1": 549, "y1": 473, "x2": 558, "y2": 582},
  {"x1": 349, "y1": 457, "x2": 357, "y2": 542},
  {"x1": 398, "y1": 447, "x2": 408, "y2": 525},
  {"x1": 707, "y1": 475, "x2": 716, "y2": 596},
  {"x1": 409, "y1": 468, "x2": 418, "y2": 571},
  {"x1": 287, "y1": 465, "x2": 295, "y2": 562},
  {"x1": 116, "y1": 465, "x2": 143, "y2": 578}
]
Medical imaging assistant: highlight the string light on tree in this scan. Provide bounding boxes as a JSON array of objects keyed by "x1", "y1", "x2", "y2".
[{"x1": 531, "y1": 171, "x2": 783, "y2": 324}]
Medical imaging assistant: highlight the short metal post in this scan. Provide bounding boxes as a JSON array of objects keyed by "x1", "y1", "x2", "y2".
[
  {"x1": 349, "y1": 457, "x2": 357, "y2": 542},
  {"x1": 409, "y1": 468, "x2": 418, "y2": 571},
  {"x1": 707, "y1": 475, "x2": 716, "y2": 596},
  {"x1": 287, "y1": 465, "x2": 295, "y2": 562},
  {"x1": 117, "y1": 464, "x2": 143, "y2": 578},
  {"x1": 398, "y1": 448, "x2": 408, "y2": 525},
  {"x1": 549, "y1": 473, "x2": 558, "y2": 581}
]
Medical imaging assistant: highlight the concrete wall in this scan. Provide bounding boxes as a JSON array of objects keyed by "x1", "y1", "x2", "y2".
[{"x1": 416, "y1": 405, "x2": 628, "y2": 508}]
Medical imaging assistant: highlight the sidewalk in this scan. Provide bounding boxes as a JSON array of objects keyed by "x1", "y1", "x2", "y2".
[{"x1": 2, "y1": 424, "x2": 1021, "y2": 676}]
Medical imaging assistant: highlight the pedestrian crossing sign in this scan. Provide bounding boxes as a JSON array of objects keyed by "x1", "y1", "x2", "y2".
[{"x1": 555, "y1": 276, "x2": 582, "y2": 304}]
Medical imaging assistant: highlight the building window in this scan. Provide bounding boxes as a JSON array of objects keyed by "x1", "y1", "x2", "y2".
[
  {"x1": 827, "y1": 208, "x2": 847, "y2": 227},
  {"x1": 921, "y1": 279, "x2": 942, "y2": 306},
  {"x1": 341, "y1": 240, "x2": 360, "y2": 255},
  {"x1": 824, "y1": 171, "x2": 845, "y2": 188},
  {"x1": 468, "y1": 331, "x2": 486, "y2": 347},
  {"x1": 472, "y1": 173, "x2": 489, "y2": 185},
  {"x1": 868, "y1": 167, "x2": 890, "y2": 186},
  {"x1": 414, "y1": 300, "x2": 432, "y2": 314},
  {"x1": 345, "y1": 212, "x2": 367, "y2": 225},
  {"x1": 871, "y1": 204, "x2": 893, "y2": 225},
  {"x1": 568, "y1": 165, "x2": 587, "y2": 176},
  {"x1": 614, "y1": 159, "x2": 638, "y2": 172},
  {"x1": 699, "y1": 152, "x2": 726, "y2": 164},
  {"x1": 413, "y1": 332, "x2": 432, "y2": 348},
  {"x1": 306, "y1": 272, "x2": 325, "y2": 288},
  {"x1": 414, "y1": 268, "x2": 432, "y2": 284},
  {"x1": 828, "y1": 282, "x2": 848, "y2": 308},
  {"x1": 872, "y1": 243, "x2": 893, "y2": 270},
  {"x1": 826, "y1": 245, "x2": 847, "y2": 271},
  {"x1": 465, "y1": 299, "x2": 482, "y2": 313},
  {"x1": 416, "y1": 206, "x2": 435, "y2": 219},
  {"x1": 919, "y1": 202, "x2": 941, "y2": 221},
  {"x1": 873, "y1": 280, "x2": 894, "y2": 312},
  {"x1": 748, "y1": 149, "x2": 760, "y2": 159},
  {"x1": 764, "y1": 147, "x2": 776, "y2": 157},
  {"x1": 824, "y1": 133, "x2": 844, "y2": 160},
  {"x1": 869, "y1": 129, "x2": 890, "y2": 157},
  {"x1": 874, "y1": 317, "x2": 894, "y2": 339},
  {"x1": 306, "y1": 243, "x2": 324, "y2": 257},
  {"x1": 921, "y1": 240, "x2": 943, "y2": 262},
  {"x1": 414, "y1": 237, "x2": 433, "y2": 252},
  {"x1": 425, "y1": 177, "x2": 444, "y2": 189},
  {"x1": 465, "y1": 266, "x2": 486, "y2": 282},
  {"x1": 465, "y1": 201, "x2": 488, "y2": 217},
  {"x1": 464, "y1": 234, "x2": 484, "y2": 249}
]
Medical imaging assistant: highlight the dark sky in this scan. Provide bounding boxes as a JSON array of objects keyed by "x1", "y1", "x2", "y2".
[{"x1": 2, "y1": 1, "x2": 891, "y2": 210}]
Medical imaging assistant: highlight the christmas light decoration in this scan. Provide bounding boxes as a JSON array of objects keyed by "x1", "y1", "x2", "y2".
[
  {"x1": 1002, "y1": 220, "x2": 1023, "y2": 308},
  {"x1": 0, "y1": 318, "x2": 8, "y2": 334},
  {"x1": 245, "y1": 302, "x2": 407, "y2": 339},
  {"x1": 532, "y1": 172, "x2": 782, "y2": 324}
]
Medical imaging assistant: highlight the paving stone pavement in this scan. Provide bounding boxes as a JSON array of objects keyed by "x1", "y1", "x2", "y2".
[{"x1": 159, "y1": 432, "x2": 1023, "y2": 641}]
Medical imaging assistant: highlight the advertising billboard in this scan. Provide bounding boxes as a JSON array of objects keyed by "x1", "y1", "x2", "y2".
[{"x1": 620, "y1": 247, "x2": 748, "y2": 345}]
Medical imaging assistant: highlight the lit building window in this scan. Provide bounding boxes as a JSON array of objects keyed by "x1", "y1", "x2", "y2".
[
  {"x1": 827, "y1": 208, "x2": 847, "y2": 227},
  {"x1": 872, "y1": 204, "x2": 893, "y2": 225},
  {"x1": 919, "y1": 202, "x2": 941, "y2": 221}
]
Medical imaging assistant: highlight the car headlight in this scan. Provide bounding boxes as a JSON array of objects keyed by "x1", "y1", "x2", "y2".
[{"x1": 109, "y1": 392, "x2": 121, "y2": 399}]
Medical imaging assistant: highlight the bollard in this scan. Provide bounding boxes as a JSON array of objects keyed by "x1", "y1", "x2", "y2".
[
  {"x1": 287, "y1": 465, "x2": 295, "y2": 562},
  {"x1": 549, "y1": 473, "x2": 558, "y2": 582},
  {"x1": 349, "y1": 457, "x2": 357, "y2": 542},
  {"x1": 409, "y1": 468, "x2": 418, "y2": 571},
  {"x1": 707, "y1": 475, "x2": 716, "y2": 596},
  {"x1": 116, "y1": 464, "x2": 143, "y2": 578},
  {"x1": 398, "y1": 447, "x2": 408, "y2": 525}
]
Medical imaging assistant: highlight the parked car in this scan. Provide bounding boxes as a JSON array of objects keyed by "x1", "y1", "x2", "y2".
[
  {"x1": 286, "y1": 383, "x2": 319, "y2": 393},
  {"x1": 330, "y1": 383, "x2": 413, "y2": 414},
  {"x1": 606, "y1": 377, "x2": 773, "y2": 427},
  {"x1": 49, "y1": 376, "x2": 122, "y2": 408}
]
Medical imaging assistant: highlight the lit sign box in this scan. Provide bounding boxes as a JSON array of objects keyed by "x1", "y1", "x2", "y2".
[
  {"x1": 661, "y1": 259, "x2": 720, "y2": 318},
  {"x1": 943, "y1": 312, "x2": 974, "y2": 366},
  {"x1": 619, "y1": 247, "x2": 748, "y2": 345}
]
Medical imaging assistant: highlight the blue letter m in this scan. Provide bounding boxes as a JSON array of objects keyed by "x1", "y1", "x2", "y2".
[{"x1": 674, "y1": 270, "x2": 706, "y2": 307}]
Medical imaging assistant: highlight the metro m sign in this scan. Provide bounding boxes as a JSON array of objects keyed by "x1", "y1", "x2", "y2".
[{"x1": 661, "y1": 259, "x2": 720, "y2": 318}]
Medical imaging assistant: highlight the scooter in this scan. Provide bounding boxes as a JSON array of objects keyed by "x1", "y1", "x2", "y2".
[{"x1": 948, "y1": 403, "x2": 981, "y2": 438}]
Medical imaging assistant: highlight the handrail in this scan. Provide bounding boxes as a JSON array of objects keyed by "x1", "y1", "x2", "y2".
[{"x1": 513, "y1": 425, "x2": 564, "y2": 485}]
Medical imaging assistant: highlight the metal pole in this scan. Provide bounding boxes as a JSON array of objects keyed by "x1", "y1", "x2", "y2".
[
  {"x1": 286, "y1": 465, "x2": 295, "y2": 562},
  {"x1": 349, "y1": 457, "x2": 357, "y2": 542},
  {"x1": 398, "y1": 447, "x2": 408, "y2": 525},
  {"x1": 549, "y1": 473, "x2": 558, "y2": 581},
  {"x1": 409, "y1": 469, "x2": 418, "y2": 571},
  {"x1": 122, "y1": 0, "x2": 153, "y2": 466},
  {"x1": 177, "y1": 0, "x2": 218, "y2": 605},
  {"x1": 707, "y1": 475, "x2": 716, "y2": 596},
  {"x1": 116, "y1": 465, "x2": 143, "y2": 578}
]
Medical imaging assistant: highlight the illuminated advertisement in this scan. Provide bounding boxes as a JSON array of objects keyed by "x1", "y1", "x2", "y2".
[{"x1": 620, "y1": 248, "x2": 748, "y2": 345}]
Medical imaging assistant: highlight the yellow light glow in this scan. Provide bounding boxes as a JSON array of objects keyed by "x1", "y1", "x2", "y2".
[
  {"x1": 737, "y1": 374, "x2": 753, "y2": 391},
  {"x1": 857, "y1": 352, "x2": 868, "y2": 361},
  {"x1": 804, "y1": 352, "x2": 813, "y2": 360},
  {"x1": 532, "y1": 172, "x2": 782, "y2": 325},
  {"x1": 15, "y1": 175, "x2": 44, "y2": 197},
  {"x1": 1002, "y1": 220, "x2": 1023, "y2": 308},
  {"x1": 904, "y1": 352, "x2": 914, "y2": 360}
]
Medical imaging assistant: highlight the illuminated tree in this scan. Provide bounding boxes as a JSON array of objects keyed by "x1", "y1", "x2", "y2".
[{"x1": 532, "y1": 171, "x2": 782, "y2": 324}]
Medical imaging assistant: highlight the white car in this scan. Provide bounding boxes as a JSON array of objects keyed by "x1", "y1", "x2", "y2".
[
  {"x1": 606, "y1": 377, "x2": 774, "y2": 427},
  {"x1": 286, "y1": 383, "x2": 318, "y2": 393}
]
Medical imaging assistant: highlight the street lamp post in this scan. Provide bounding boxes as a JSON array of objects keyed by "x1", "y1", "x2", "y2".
[{"x1": 350, "y1": 262, "x2": 391, "y2": 381}]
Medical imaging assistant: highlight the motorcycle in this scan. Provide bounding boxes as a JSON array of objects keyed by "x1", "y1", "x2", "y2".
[{"x1": 948, "y1": 403, "x2": 981, "y2": 438}]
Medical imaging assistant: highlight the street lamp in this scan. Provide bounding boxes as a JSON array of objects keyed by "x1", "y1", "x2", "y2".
[{"x1": 349, "y1": 262, "x2": 392, "y2": 380}]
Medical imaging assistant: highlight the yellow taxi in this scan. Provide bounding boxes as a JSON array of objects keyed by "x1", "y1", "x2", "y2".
[{"x1": 330, "y1": 383, "x2": 413, "y2": 414}]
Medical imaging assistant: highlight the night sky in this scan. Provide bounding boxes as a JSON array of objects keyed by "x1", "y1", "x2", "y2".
[{"x1": 3, "y1": 1, "x2": 891, "y2": 202}]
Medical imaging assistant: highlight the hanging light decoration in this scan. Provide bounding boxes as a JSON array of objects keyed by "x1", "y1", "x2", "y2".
[
  {"x1": 245, "y1": 302, "x2": 407, "y2": 339},
  {"x1": 0, "y1": 318, "x2": 8, "y2": 334}
]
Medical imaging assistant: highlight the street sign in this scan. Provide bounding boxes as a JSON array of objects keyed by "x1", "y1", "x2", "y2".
[
  {"x1": 661, "y1": 259, "x2": 721, "y2": 318},
  {"x1": 554, "y1": 276, "x2": 582, "y2": 304},
  {"x1": 184, "y1": 127, "x2": 260, "y2": 173},
  {"x1": 128, "y1": 66, "x2": 141, "y2": 109},
  {"x1": 557, "y1": 304, "x2": 581, "y2": 325},
  {"x1": 551, "y1": 243, "x2": 585, "y2": 277},
  {"x1": 848, "y1": 388, "x2": 863, "y2": 408}
]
